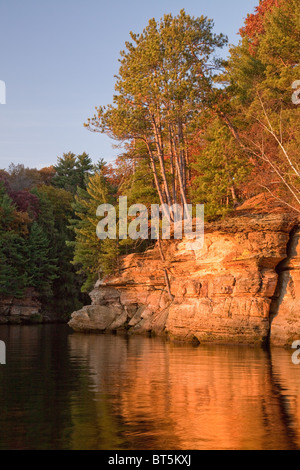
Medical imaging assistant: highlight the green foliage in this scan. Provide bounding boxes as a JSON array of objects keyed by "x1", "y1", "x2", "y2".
[
  {"x1": 117, "y1": 156, "x2": 159, "y2": 251},
  {"x1": 122, "y1": 158, "x2": 159, "y2": 208},
  {"x1": 0, "y1": 233, "x2": 28, "y2": 298},
  {"x1": 52, "y1": 152, "x2": 93, "y2": 194},
  {"x1": 222, "y1": 0, "x2": 300, "y2": 209},
  {"x1": 86, "y1": 10, "x2": 227, "y2": 208},
  {"x1": 0, "y1": 184, "x2": 17, "y2": 230},
  {"x1": 1, "y1": 2, "x2": 299, "y2": 314},
  {"x1": 192, "y1": 118, "x2": 249, "y2": 217},
  {"x1": 226, "y1": 0, "x2": 299, "y2": 107},
  {"x1": 71, "y1": 171, "x2": 119, "y2": 293},
  {"x1": 0, "y1": 174, "x2": 85, "y2": 319},
  {"x1": 26, "y1": 221, "x2": 58, "y2": 298},
  {"x1": 0, "y1": 186, "x2": 29, "y2": 298},
  {"x1": 34, "y1": 185, "x2": 85, "y2": 317}
]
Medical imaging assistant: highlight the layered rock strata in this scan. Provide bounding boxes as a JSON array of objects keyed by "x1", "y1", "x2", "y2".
[
  {"x1": 0, "y1": 288, "x2": 42, "y2": 324},
  {"x1": 69, "y1": 202, "x2": 299, "y2": 347}
]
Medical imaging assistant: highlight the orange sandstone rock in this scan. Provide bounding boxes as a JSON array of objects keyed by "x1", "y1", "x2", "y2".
[{"x1": 69, "y1": 199, "x2": 299, "y2": 347}]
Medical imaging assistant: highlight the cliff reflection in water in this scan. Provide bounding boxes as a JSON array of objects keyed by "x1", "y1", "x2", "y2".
[
  {"x1": 0, "y1": 325, "x2": 299, "y2": 450},
  {"x1": 68, "y1": 333, "x2": 300, "y2": 450}
]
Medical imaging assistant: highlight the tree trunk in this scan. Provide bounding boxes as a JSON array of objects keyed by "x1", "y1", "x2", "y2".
[
  {"x1": 157, "y1": 238, "x2": 174, "y2": 301},
  {"x1": 150, "y1": 114, "x2": 173, "y2": 209}
]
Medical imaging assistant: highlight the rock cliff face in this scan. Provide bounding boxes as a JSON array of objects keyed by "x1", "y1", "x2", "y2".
[
  {"x1": 69, "y1": 199, "x2": 299, "y2": 347},
  {"x1": 270, "y1": 228, "x2": 300, "y2": 346},
  {"x1": 0, "y1": 288, "x2": 43, "y2": 324}
]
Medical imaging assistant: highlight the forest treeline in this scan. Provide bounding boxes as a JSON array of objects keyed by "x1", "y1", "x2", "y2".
[{"x1": 0, "y1": 0, "x2": 299, "y2": 318}]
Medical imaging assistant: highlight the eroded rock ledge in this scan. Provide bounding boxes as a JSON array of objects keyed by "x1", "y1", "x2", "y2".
[
  {"x1": 69, "y1": 199, "x2": 299, "y2": 347},
  {"x1": 0, "y1": 289, "x2": 63, "y2": 324},
  {"x1": 270, "y1": 227, "x2": 300, "y2": 346},
  {"x1": 0, "y1": 288, "x2": 42, "y2": 324}
]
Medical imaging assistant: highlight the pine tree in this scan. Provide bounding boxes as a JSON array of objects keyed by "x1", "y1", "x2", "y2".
[
  {"x1": 53, "y1": 152, "x2": 93, "y2": 194},
  {"x1": 0, "y1": 183, "x2": 30, "y2": 297},
  {"x1": 85, "y1": 10, "x2": 227, "y2": 210},
  {"x1": 34, "y1": 185, "x2": 84, "y2": 317},
  {"x1": 0, "y1": 183, "x2": 16, "y2": 230},
  {"x1": 0, "y1": 233, "x2": 28, "y2": 298},
  {"x1": 26, "y1": 221, "x2": 58, "y2": 298},
  {"x1": 76, "y1": 152, "x2": 93, "y2": 189},
  {"x1": 71, "y1": 171, "x2": 119, "y2": 292},
  {"x1": 192, "y1": 117, "x2": 249, "y2": 217}
]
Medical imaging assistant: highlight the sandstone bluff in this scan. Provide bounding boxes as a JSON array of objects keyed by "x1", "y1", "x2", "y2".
[{"x1": 69, "y1": 196, "x2": 300, "y2": 347}]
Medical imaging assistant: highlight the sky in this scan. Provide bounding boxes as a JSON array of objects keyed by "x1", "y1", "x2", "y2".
[{"x1": 0, "y1": 0, "x2": 259, "y2": 170}]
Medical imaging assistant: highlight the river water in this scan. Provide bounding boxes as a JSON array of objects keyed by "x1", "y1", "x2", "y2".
[{"x1": 0, "y1": 324, "x2": 299, "y2": 450}]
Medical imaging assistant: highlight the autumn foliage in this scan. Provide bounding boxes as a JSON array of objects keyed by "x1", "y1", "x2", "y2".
[{"x1": 240, "y1": 0, "x2": 281, "y2": 53}]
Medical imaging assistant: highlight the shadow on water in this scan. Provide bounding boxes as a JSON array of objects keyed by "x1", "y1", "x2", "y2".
[
  {"x1": 264, "y1": 347, "x2": 299, "y2": 450},
  {"x1": 0, "y1": 324, "x2": 300, "y2": 450},
  {"x1": 268, "y1": 226, "x2": 299, "y2": 334}
]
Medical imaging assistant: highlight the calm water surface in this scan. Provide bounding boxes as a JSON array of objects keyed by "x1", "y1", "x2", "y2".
[{"x1": 0, "y1": 324, "x2": 299, "y2": 450}]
